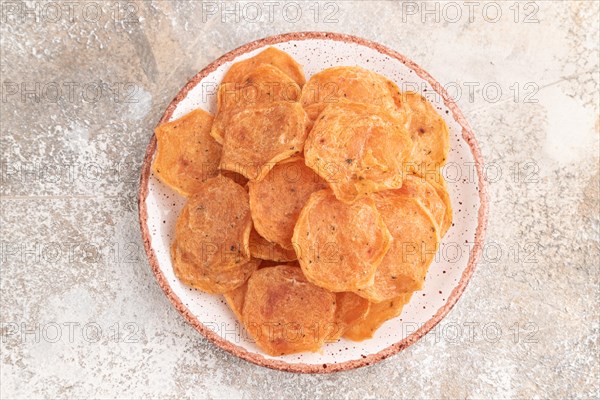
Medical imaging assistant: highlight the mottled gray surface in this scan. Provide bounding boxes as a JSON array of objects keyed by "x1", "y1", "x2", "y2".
[{"x1": 1, "y1": 1, "x2": 599, "y2": 399}]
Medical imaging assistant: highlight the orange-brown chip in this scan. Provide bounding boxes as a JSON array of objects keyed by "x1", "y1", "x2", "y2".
[
  {"x1": 165, "y1": 59, "x2": 455, "y2": 350},
  {"x1": 293, "y1": 189, "x2": 392, "y2": 292},
  {"x1": 304, "y1": 103, "x2": 324, "y2": 121},
  {"x1": 211, "y1": 65, "x2": 301, "y2": 144},
  {"x1": 219, "y1": 170, "x2": 249, "y2": 187},
  {"x1": 344, "y1": 293, "x2": 413, "y2": 341},
  {"x1": 248, "y1": 157, "x2": 328, "y2": 249},
  {"x1": 426, "y1": 173, "x2": 452, "y2": 236},
  {"x1": 327, "y1": 292, "x2": 370, "y2": 341},
  {"x1": 219, "y1": 102, "x2": 309, "y2": 182},
  {"x1": 412, "y1": 170, "x2": 453, "y2": 236},
  {"x1": 304, "y1": 101, "x2": 413, "y2": 203},
  {"x1": 249, "y1": 228, "x2": 297, "y2": 262},
  {"x1": 224, "y1": 260, "x2": 298, "y2": 320},
  {"x1": 152, "y1": 109, "x2": 221, "y2": 196},
  {"x1": 171, "y1": 240, "x2": 259, "y2": 294},
  {"x1": 223, "y1": 280, "x2": 248, "y2": 321},
  {"x1": 303, "y1": 103, "x2": 324, "y2": 132},
  {"x1": 174, "y1": 175, "x2": 252, "y2": 274},
  {"x1": 300, "y1": 66, "x2": 399, "y2": 114},
  {"x1": 222, "y1": 47, "x2": 305, "y2": 87},
  {"x1": 398, "y1": 92, "x2": 450, "y2": 168},
  {"x1": 356, "y1": 193, "x2": 439, "y2": 303},
  {"x1": 398, "y1": 174, "x2": 446, "y2": 234},
  {"x1": 218, "y1": 64, "x2": 301, "y2": 111},
  {"x1": 242, "y1": 265, "x2": 336, "y2": 355}
]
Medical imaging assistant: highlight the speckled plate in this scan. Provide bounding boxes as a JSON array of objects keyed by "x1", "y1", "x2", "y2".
[{"x1": 138, "y1": 32, "x2": 488, "y2": 373}]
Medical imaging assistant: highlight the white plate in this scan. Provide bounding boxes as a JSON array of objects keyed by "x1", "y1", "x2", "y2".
[{"x1": 138, "y1": 32, "x2": 488, "y2": 373}]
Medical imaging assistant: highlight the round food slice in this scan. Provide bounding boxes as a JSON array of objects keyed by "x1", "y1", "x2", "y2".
[
  {"x1": 304, "y1": 101, "x2": 413, "y2": 203},
  {"x1": 327, "y1": 292, "x2": 370, "y2": 341},
  {"x1": 292, "y1": 189, "x2": 392, "y2": 292},
  {"x1": 303, "y1": 103, "x2": 324, "y2": 132},
  {"x1": 224, "y1": 260, "x2": 293, "y2": 321},
  {"x1": 218, "y1": 64, "x2": 301, "y2": 111},
  {"x1": 211, "y1": 64, "x2": 301, "y2": 144},
  {"x1": 219, "y1": 102, "x2": 309, "y2": 182},
  {"x1": 300, "y1": 66, "x2": 400, "y2": 114},
  {"x1": 398, "y1": 174, "x2": 446, "y2": 233},
  {"x1": 171, "y1": 240, "x2": 260, "y2": 294},
  {"x1": 249, "y1": 228, "x2": 297, "y2": 262},
  {"x1": 356, "y1": 193, "x2": 440, "y2": 303},
  {"x1": 174, "y1": 175, "x2": 252, "y2": 272},
  {"x1": 222, "y1": 47, "x2": 305, "y2": 87},
  {"x1": 242, "y1": 265, "x2": 336, "y2": 355},
  {"x1": 398, "y1": 92, "x2": 449, "y2": 168},
  {"x1": 152, "y1": 109, "x2": 221, "y2": 197},
  {"x1": 248, "y1": 157, "x2": 328, "y2": 249},
  {"x1": 344, "y1": 293, "x2": 413, "y2": 341}
]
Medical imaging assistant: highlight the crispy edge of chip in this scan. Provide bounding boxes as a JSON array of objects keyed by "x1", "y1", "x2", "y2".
[
  {"x1": 398, "y1": 174, "x2": 447, "y2": 235},
  {"x1": 222, "y1": 47, "x2": 306, "y2": 87},
  {"x1": 410, "y1": 170, "x2": 453, "y2": 237},
  {"x1": 293, "y1": 189, "x2": 393, "y2": 292},
  {"x1": 249, "y1": 228, "x2": 297, "y2": 262},
  {"x1": 152, "y1": 108, "x2": 219, "y2": 197},
  {"x1": 212, "y1": 62, "x2": 301, "y2": 145},
  {"x1": 343, "y1": 292, "x2": 414, "y2": 342},
  {"x1": 326, "y1": 292, "x2": 371, "y2": 342},
  {"x1": 219, "y1": 169, "x2": 249, "y2": 187},
  {"x1": 193, "y1": 175, "x2": 253, "y2": 260},
  {"x1": 223, "y1": 281, "x2": 248, "y2": 322}
]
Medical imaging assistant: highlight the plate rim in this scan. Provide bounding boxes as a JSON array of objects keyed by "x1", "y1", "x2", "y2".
[{"x1": 138, "y1": 31, "x2": 489, "y2": 374}]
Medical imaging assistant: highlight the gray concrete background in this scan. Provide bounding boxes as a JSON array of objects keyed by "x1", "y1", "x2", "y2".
[{"x1": 1, "y1": 1, "x2": 598, "y2": 398}]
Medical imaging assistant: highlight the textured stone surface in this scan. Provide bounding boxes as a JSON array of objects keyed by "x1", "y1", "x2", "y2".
[{"x1": 1, "y1": 1, "x2": 598, "y2": 398}]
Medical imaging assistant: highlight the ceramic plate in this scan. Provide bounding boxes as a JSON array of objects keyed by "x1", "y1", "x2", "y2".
[{"x1": 138, "y1": 32, "x2": 488, "y2": 373}]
